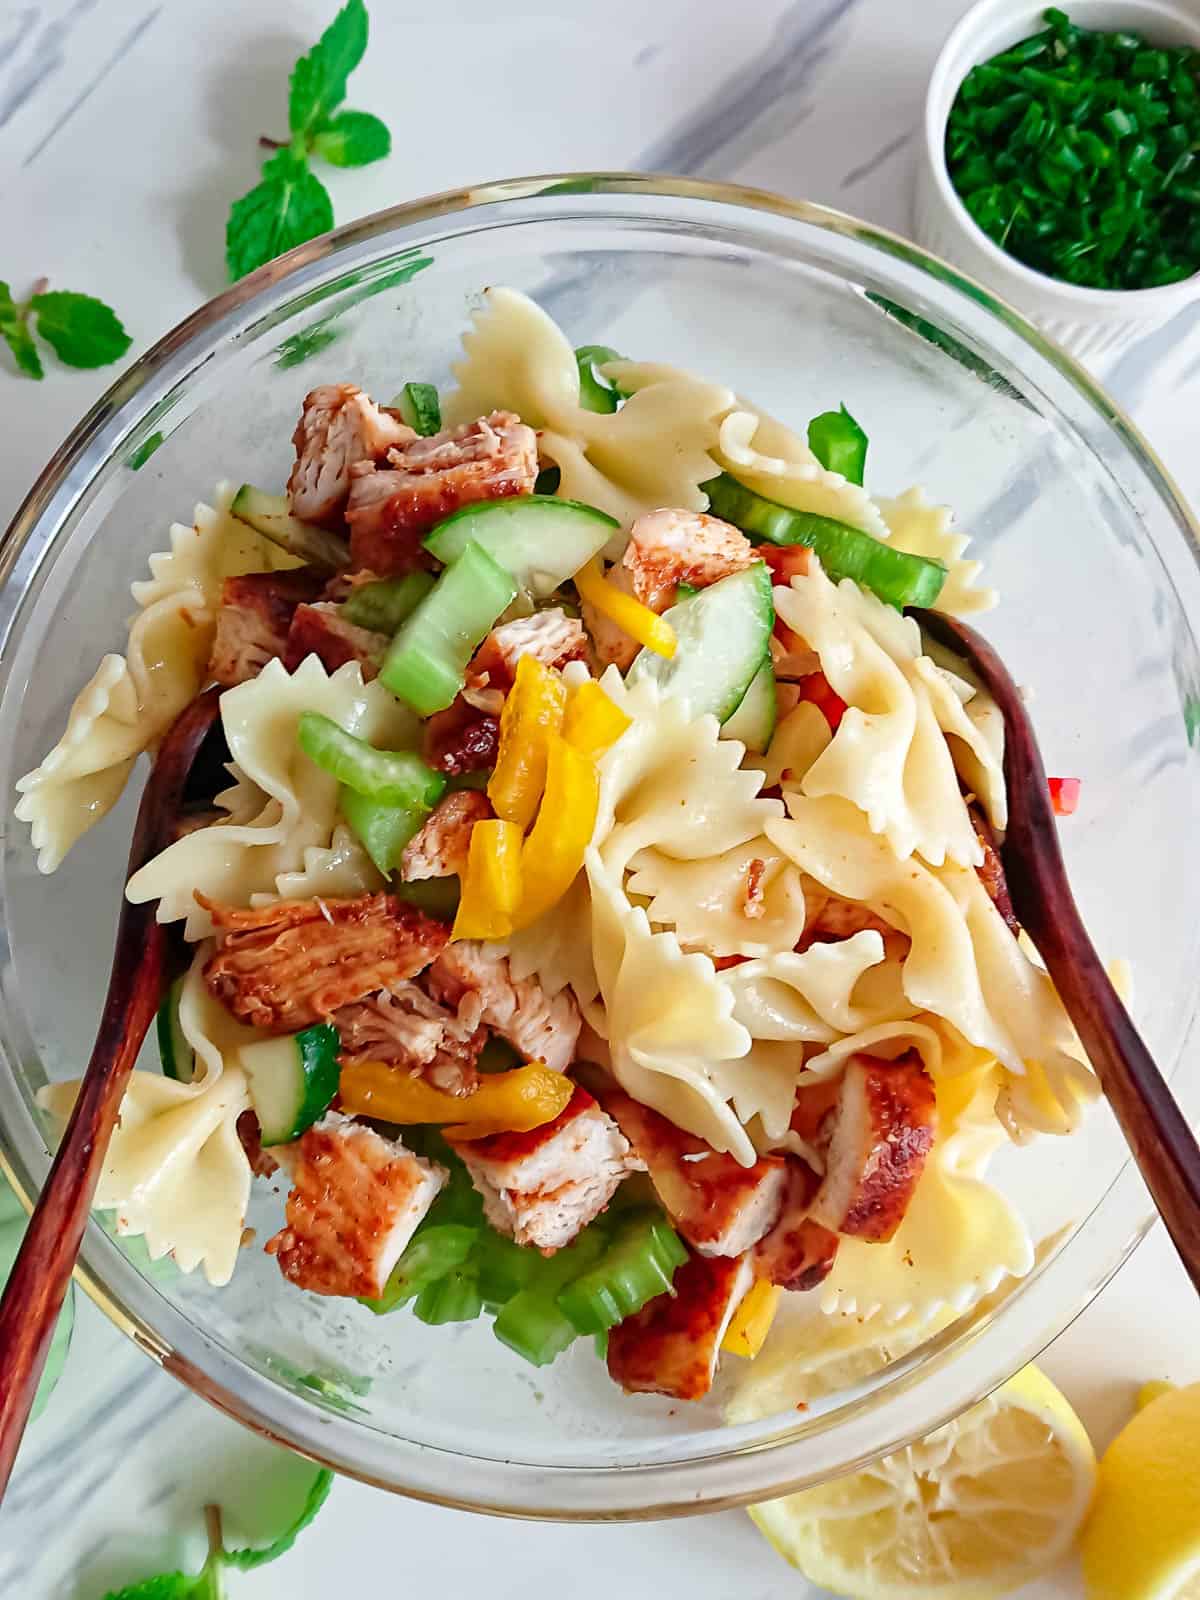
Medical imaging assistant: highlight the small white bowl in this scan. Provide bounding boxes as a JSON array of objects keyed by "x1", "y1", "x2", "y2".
[{"x1": 914, "y1": 0, "x2": 1200, "y2": 361}]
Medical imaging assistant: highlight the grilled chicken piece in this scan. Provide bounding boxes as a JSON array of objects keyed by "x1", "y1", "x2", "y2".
[
  {"x1": 753, "y1": 1156, "x2": 839, "y2": 1291},
  {"x1": 808, "y1": 1052, "x2": 937, "y2": 1243},
  {"x1": 761, "y1": 544, "x2": 813, "y2": 586},
  {"x1": 601, "y1": 1088, "x2": 787, "y2": 1257},
  {"x1": 426, "y1": 941, "x2": 581, "y2": 1073},
  {"x1": 622, "y1": 508, "x2": 755, "y2": 612},
  {"x1": 207, "y1": 569, "x2": 325, "y2": 687},
  {"x1": 201, "y1": 892, "x2": 448, "y2": 1032},
  {"x1": 607, "y1": 1252, "x2": 753, "y2": 1401},
  {"x1": 400, "y1": 789, "x2": 491, "y2": 883},
  {"x1": 578, "y1": 560, "x2": 642, "y2": 672},
  {"x1": 466, "y1": 609, "x2": 589, "y2": 705},
  {"x1": 287, "y1": 384, "x2": 414, "y2": 526},
  {"x1": 422, "y1": 695, "x2": 501, "y2": 776},
  {"x1": 266, "y1": 1112, "x2": 445, "y2": 1298},
  {"x1": 800, "y1": 888, "x2": 899, "y2": 949},
  {"x1": 446, "y1": 1085, "x2": 633, "y2": 1252},
  {"x1": 346, "y1": 411, "x2": 538, "y2": 573},
  {"x1": 283, "y1": 600, "x2": 387, "y2": 679},
  {"x1": 970, "y1": 803, "x2": 1018, "y2": 934},
  {"x1": 333, "y1": 983, "x2": 486, "y2": 1096},
  {"x1": 236, "y1": 1108, "x2": 278, "y2": 1180}
]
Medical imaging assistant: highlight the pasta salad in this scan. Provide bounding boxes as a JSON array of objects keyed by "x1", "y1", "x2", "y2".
[{"x1": 21, "y1": 288, "x2": 1099, "y2": 1403}]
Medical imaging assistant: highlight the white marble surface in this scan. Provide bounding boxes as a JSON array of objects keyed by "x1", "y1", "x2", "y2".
[{"x1": 2, "y1": 0, "x2": 1199, "y2": 1594}]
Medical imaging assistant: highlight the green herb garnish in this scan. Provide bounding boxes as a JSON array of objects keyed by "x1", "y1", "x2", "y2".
[
  {"x1": 946, "y1": 7, "x2": 1200, "y2": 290},
  {"x1": 100, "y1": 1470, "x2": 333, "y2": 1599},
  {"x1": 0, "y1": 278, "x2": 131, "y2": 380},
  {"x1": 225, "y1": 0, "x2": 391, "y2": 281}
]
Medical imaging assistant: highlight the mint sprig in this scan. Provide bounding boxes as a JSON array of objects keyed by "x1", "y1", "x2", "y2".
[
  {"x1": 225, "y1": 0, "x2": 391, "y2": 282},
  {"x1": 101, "y1": 1472, "x2": 333, "y2": 1600},
  {"x1": 0, "y1": 278, "x2": 131, "y2": 380}
]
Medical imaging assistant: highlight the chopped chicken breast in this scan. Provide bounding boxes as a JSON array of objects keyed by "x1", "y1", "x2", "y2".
[
  {"x1": 426, "y1": 941, "x2": 581, "y2": 1073},
  {"x1": 580, "y1": 561, "x2": 641, "y2": 672},
  {"x1": 401, "y1": 790, "x2": 491, "y2": 883},
  {"x1": 283, "y1": 600, "x2": 387, "y2": 678},
  {"x1": 201, "y1": 892, "x2": 448, "y2": 1032},
  {"x1": 422, "y1": 696, "x2": 500, "y2": 775},
  {"x1": 622, "y1": 508, "x2": 756, "y2": 612},
  {"x1": 207, "y1": 569, "x2": 324, "y2": 687},
  {"x1": 266, "y1": 1112, "x2": 444, "y2": 1298},
  {"x1": 601, "y1": 1088, "x2": 787, "y2": 1257},
  {"x1": 287, "y1": 384, "x2": 414, "y2": 525},
  {"x1": 753, "y1": 1156, "x2": 840, "y2": 1291},
  {"x1": 346, "y1": 411, "x2": 538, "y2": 573},
  {"x1": 446, "y1": 1084, "x2": 633, "y2": 1252},
  {"x1": 800, "y1": 887, "x2": 900, "y2": 948},
  {"x1": 808, "y1": 1052, "x2": 937, "y2": 1243},
  {"x1": 333, "y1": 983, "x2": 486, "y2": 1096},
  {"x1": 466, "y1": 609, "x2": 589, "y2": 702},
  {"x1": 607, "y1": 1252, "x2": 753, "y2": 1401}
]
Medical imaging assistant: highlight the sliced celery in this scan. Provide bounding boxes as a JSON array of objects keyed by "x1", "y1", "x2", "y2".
[
  {"x1": 360, "y1": 1225, "x2": 478, "y2": 1316},
  {"x1": 338, "y1": 786, "x2": 429, "y2": 877},
  {"x1": 341, "y1": 572, "x2": 436, "y2": 633},
  {"x1": 381, "y1": 540, "x2": 517, "y2": 716},
  {"x1": 556, "y1": 1210, "x2": 688, "y2": 1335},
  {"x1": 413, "y1": 1266, "x2": 483, "y2": 1325},
  {"x1": 298, "y1": 712, "x2": 445, "y2": 806}
]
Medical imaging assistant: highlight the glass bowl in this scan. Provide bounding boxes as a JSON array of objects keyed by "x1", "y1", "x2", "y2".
[{"x1": 1, "y1": 175, "x2": 1199, "y2": 1519}]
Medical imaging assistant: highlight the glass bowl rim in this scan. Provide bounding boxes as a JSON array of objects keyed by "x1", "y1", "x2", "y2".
[{"x1": 1, "y1": 171, "x2": 1197, "y2": 1519}]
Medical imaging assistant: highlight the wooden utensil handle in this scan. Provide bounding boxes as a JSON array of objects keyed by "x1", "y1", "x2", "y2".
[{"x1": 0, "y1": 689, "x2": 220, "y2": 1495}]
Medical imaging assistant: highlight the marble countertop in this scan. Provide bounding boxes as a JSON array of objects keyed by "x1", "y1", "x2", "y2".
[{"x1": 1, "y1": 1, "x2": 1199, "y2": 1594}]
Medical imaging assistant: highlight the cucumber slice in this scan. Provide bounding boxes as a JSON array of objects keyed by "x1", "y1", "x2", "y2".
[
  {"x1": 721, "y1": 659, "x2": 777, "y2": 754},
  {"x1": 574, "y1": 344, "x2": 628, "y2": 413},
  {"x1": 230, "y1": 484, "x2": 349, "y2": 571},
  {"x1": 423, "y1": 496, "x2": 618, "y2": 598},
  {"x1": 341, "y1": 572, "x2": 435, "y2": 634},
  {"x1": 702, "y1": 473, "x2": 946, "y2": 610},
  {"x1": 392, "y1": 382, "x2": 442, "y2": 436},
  {"x1": 381, "y1": 540, "x2": 518, "y2": 716},
  {"x1": 241, "y1": 1024, "x2": 340, "y2": 1145},
  {"x1": 156, "y1": 976, "x2": 195, "y2": 1083},
  {"x1": 628, "y1": 562, "x2": 774, "y2": 722}
]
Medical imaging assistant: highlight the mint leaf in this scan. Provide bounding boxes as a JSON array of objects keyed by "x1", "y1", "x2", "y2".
[
  {"x1": 311, "y1": 108, "x2": 390, "y2": 167},
  {"x1": 226, "y1": 149, "x2": 333, "y2": 280},
  {"x1": 223, "y1": 1467, "x2": 334, "y2": 1570},
  {"x1": 0, "y1": 280, "x2": 43, "y2": 379},
  {"x1": 289, "y1": 0, "x2": 368, "y2": 138},
  {"x1": 102, "y1": 1569, "x2": 221, "y2": 1600},
  {"x1": 29, "y1": 291, "x2": 131, "y2": 369}
]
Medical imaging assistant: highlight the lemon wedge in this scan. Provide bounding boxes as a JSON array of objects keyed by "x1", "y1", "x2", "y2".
[
  {"x1": 1080, "y1": 1380, "x2": 1200, "y2": 1600},
  {"x1": 749, "y1": 1364, "x2": 1096, "y2": 1600}
]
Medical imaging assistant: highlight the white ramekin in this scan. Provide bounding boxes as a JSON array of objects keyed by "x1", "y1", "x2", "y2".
[{"x1": 914, "y1": 0, "x2": 1200, "y2": 362}]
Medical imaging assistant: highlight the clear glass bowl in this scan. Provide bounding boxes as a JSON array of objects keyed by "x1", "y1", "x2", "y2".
[{"x1": 2, "y1": 176, "x2": 1199, "y2": 1518}]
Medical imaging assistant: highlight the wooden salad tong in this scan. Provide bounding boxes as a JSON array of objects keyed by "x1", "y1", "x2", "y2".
[
  {"x1": 915, "y1": 607, "x2": 1200, "y2": 1295},
  {"x1": 0, "y1": 688, "x2": 222, "y2": 1498}
]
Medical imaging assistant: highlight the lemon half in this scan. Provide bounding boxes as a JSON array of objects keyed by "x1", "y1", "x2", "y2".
[
  {"x1": 1081, "y1": 1381, "x2": 1200, "y2": 1600},
  {"x1": 750, "y1": 1364, "x2": 1096, "y2": 1600}
]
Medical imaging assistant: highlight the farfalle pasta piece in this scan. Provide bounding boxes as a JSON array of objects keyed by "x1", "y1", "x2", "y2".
[
  {"x1": 876, "y1": 487, "x2": 997, "y2": 616},
  {"x1": 722, "y1": 931, "x2": 916, "y2": 1049},
  {"x1": 126, "y1": 657, "x2": 419, "y2": 940},
  {"x1": 625, "y1": 836, "x2": 807, "y2": 958},
  {"x1": 442, "y1": 288, "x2": 734, "y2": 532},
  {"x1": 16, "y1": 488, "x2": 296, "y2": 873},
  {"x1": 501, "y1": 869, "x2": 599, "y2": 1006},
  {"x1": 766, "y1": 794, "x2": 1092, "y2": 1110},
  {"x1": 754, "y1": 700, "x2": 832, "y2": 790},
  {"x1": 775, "y1": 565, "x2": 982, "y2": 869},
  {"x1": 714, "y1": 407, "x2": 889, "y2": 537},
  {"x1": 251, "y1": 823, "x2": 383, "y2": 908},
  {"x1": 586, "y1": 853, "x2": 755, "y2": 1164},
  {"x1": 816, "y1": 1063, "x2": 1034, "y2": 1324},
  {"x1": 912, "y1": 654, "x2": 1008, "y2": 835},
  {"x1": 40, "y1": 1066, "x2": 252, "y2": 1285}
]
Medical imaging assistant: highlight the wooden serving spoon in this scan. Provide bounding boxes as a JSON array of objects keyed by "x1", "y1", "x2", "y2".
[
  {"x1": 914, "y1": 607, "x2": 1200, "y2": 1294},
  {"x1": 0, "y1": 687, "x2": 222, "y2": 1497}
]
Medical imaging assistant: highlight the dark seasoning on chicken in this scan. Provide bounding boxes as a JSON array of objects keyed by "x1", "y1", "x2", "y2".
[{"x1": 26, "y1": 293, "x2": 1073, "y2": 1407}]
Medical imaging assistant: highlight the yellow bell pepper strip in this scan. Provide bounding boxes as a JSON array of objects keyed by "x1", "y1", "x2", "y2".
[
  {"x1": 339, "y1": 1059, "x2": 573, "y2": 1135},
  {"x1": 575, "y1": 557, "x2": 677, "y2": 659},
  {"x1": 562, "y1": 679, "x2": 632, "y2": 759},
  {"x1": 511, "y1": 732, "x2": 600, "y2": 931},
  {"x1": 487, "y1": 655, "x2": 566, "y2": 830},
  {"x1": 451, "y1": 817, "x2": 523, "y2": 942},
  {"x1": 721, "y1": 1278, "x2": 781, "y2": 1359}
]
